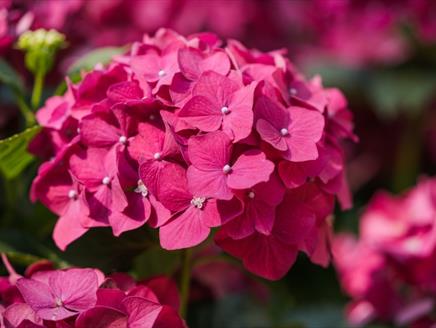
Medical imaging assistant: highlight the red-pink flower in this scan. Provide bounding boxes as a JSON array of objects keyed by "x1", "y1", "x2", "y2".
[
  {"x1": 16, "y1": 269, "x2": 99, "y2": 321},
  {"x1": 187, "y1": 131, "x2": 274, "y2": 200},
  {"x1": 255, "y1": 95, "x2": 324, "y2": 162},
  {"x1": 178, "y1": 71, "x2": 256, "y2": 142}
]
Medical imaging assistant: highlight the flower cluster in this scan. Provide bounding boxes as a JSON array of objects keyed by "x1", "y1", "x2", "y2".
[
  {"x1": 333, "y1": 177, "x2": 436, "y2": 327},
  {"x1": 0, "y1": 256, "x2": 184, "y2": 327},
  {"x1": 30, "y1": 29, "x2": 355, "y2": 280}
]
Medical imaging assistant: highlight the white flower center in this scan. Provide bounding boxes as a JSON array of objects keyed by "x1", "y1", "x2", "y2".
[
  {"x1": 158, "y1": 69, "x2": 166, "y2": 78},
  {"x1": 55, "y1": 298, "x2": 63, "y2": 307},
  {"x1": 102, "y1": 176, "x2": 111, "y2": 185},
  {"x1": 221, "y1": 106, "x2": 230, "y2": 114},
  {"x1": 134, "y1": 180, "x2": 148, "y2": 197},
  {"x1": 222, "y1": 164, "x2": 232, "y2": 174},
  {"x1": 191, "y1": 196, "x2": 206, "y2": 209},
  {"x1": 289, "y1": 87, "x2": 297, "y2": 95},
  {"x1": 280, "y1": 128, "x2": 289, "y2": 136},
  {"x1": 248, "y1": 191, "x2": 255, "y2": 199},
  {"x1": 68, "y1": 189, "x2": 77, "y2": 200},
  {"x1": 149, "y1": 114, "x2": 156, "y2": 120},
  {"x1": 76, "y1": 128, "x2": 81, "y2": 133},
  {"x1": 119, "y1": 135, "x2": 127, "y2": 144},
  {"x1": 153, "y1": 152, "x2": 161, "y2": 160}
]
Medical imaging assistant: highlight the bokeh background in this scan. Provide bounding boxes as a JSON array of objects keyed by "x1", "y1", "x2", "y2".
[{"x1": 1, "y1": 1, "x2": 436, "y2": 327}]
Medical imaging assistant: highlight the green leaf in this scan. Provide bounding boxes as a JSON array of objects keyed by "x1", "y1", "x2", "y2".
[
  {"x1": 0, "y1": 126, "x2": 41, "y2": 180},
  {"x1": 133, "y1": 246, "x2": 181, "y2": 279},
  {"x1": 67, "y1": 46, "x2": 127, "y2": 76},
  {"x1": 0, "y1": 58, "x2": 25, "y2": 93}
]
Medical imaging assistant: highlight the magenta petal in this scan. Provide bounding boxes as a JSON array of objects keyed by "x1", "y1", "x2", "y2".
[
  {"x1": 254, "y1": 96, "x2": 289, "y2": 130},
  {"x1": 75, "y1": 306, "x2": 127, "y2": 328},
  {"x1": 53, "y1": 212, "x2": 88, "y2": 251},
  {"x1": 80, "y1": 114, "x2": 121, "y2": 147},
  {"x1": 123, "y1": 296, "x2": 162, "y2": 328},
  {"x1": 109, "y1": 195, "x2": 151, "y2": 236},
  {"x1": 96, "y1": 288, "x2": 126, "y2": 311},
  {"x1": 139, "y1": 160, "x2": 190, "y2": 212},
  {"x1": 201, "y1": 51, "x2": 231, "y2": 77},
  {"x1": 3, "y1": 303, "x2": 43, "y2": 327},
  {"x1": 187, "y1": 166, "x2": 232, "y2": 200},
  {"x1": 50, "y1": 269, "x2": 98, "y2": 312},
  {"x1": 107, "y1": 81, "x2": 143, "y2": 102},
  {"x1": 227, "y1": 150, "x2": 274, "y2": 190},
  {"x1": 222, "y1": 83, "x2": 255, "y2": 142},
  {"x1": 153, "y1": 306, "x2": 185, "y2": 328},
  {"x1": 187, "y1": 131, "x2": 231, "y2": 170},
  {"x1": 70, "y1": 148, "x2": 107, "y2": 188},
  {"x1": 252, "y1": 202, "x2": 276, "y2": 235},
  {"x1": 160, "y1": 206, "x2": 210, "y2": 250},
  {"x1": 15, "y1": 278, "x2": 57, "y2": 320},
  {"x1": 256, "y1": 119, "x2": 287, "y2": 151},
  {"x1": 145, "y1": 276, "x2": 180, "y2": 311},
  {"x1": 178, "y1": 96, "x2": 222, "y2": 132},
  {"x1": 285, "y1": 107, "x2": 324, "y2": 162},
  {"x1": 193, "y1": 71, "x2": 239, "y2": 105}
]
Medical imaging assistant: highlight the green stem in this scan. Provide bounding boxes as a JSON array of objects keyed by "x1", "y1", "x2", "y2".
[
  {"x1": 179, "y1": 248, "x2": 192, "y2": 319},
  {"x1": 15, "y1": 93, "x2": 35, "y2": 127},
  {"x1": 31, "y1": 69, "x2": 45, "y2": 110}
]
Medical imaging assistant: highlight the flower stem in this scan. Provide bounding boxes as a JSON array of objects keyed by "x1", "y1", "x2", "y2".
[
  {"x1": 179, "y1": 248, "x2": 192, "y2": 318},
  {"x1": 15, "y1": 93, "x2": 35, "y2": 127},
  {"x1": 31, "y1": 69, "x2": 45, "y2": 110}
]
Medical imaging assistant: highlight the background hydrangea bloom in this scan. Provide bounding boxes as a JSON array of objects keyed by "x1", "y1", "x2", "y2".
[{"x1": 333, "y1": 177, "x2": 436, "y2": 327}]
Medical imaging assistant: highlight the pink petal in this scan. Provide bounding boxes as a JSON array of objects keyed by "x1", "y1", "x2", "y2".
[
  {"x1": 50, "y1": 269, "x2": 98, "y2": 312},
  {"x1": 178, "y1": 96, "x2": 222, "y2": 132},
  {"x1": 109, "y1": 195, "x2": 152, "y2": 236},
  {"x1": 96, "y1": 288, "x2": 126, "y2": 311},
  {"x1": 200, "y1": 51, "x2": 231, "y2": 76},
  {"x1": 3, "y1": 303, "x2": 43, "y2": 327},
  {"x1": 139, "y1": 160, "x2": 190, "y2": 212},
  {"x1": 187, "y1": 131, "x2": 231, "y2": 170},
  {"x1": 254, "y1": 96, "x2": 289, "y2": 131},
  {"x1": 107, "y1": 81, "x2": 143, "y2": 102},
  {"x1": 53, "y1": 208, "x2": 89, "y2": 251},
  {"x1": 187, "y1": 166, "x2": 232, "y2": 200},
  {"x1": 123, "y1": 297, "x2": 162, "y2": 328},
  {"x1": 15, "y1": 278, "x2": 57, "y2": 320},
  {"x1": 144, "y1": 276, "x2": 180, "y2": 311},
  {"x1": 222, "y1": 83, "x2": 255, "y2": 142},
  {"x1": 80, "y1": 114, "x2": 121, "y2": 147},
  {"x1": 256, "y1": 119, "x2": 287, "y2": 151},
  {"x1": 193, "y1": 71, "x2": 239, "y2": 105},
  {"x1": 70, "y1": 148, "x2": 107, "y2": 188},
  {"x1": 75, "y1": 306, "x2": 127, "y2": 328},
  {"x1": 284, "y1": 107, "x2": 324, "y2": 162},
  {"x1": 227, "y1": 150, "x2": 274, "y2": 190},
  {"x1": 153, "y1": 306, "x2": 185, "y2": 328},
  {"x1": 160, "y1": 206, "x2": 211, "y2": 250}
]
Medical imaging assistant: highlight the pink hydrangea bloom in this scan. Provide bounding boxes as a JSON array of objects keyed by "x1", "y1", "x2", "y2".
[
  {"x1": 333, "y1": 177, "x2": 436, "y2": 326},
  {"x1": 31, "y1": 28, "x2": 354, "y2": 280},
  {"x1": 0, "y1": 258, "x2": 184, "y2": 328}
]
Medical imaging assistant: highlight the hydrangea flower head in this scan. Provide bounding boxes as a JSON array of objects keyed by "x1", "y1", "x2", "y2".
[{"x1": 31, "y1": 28, "x2": 354, "y2": 280}]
